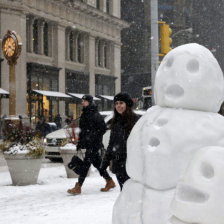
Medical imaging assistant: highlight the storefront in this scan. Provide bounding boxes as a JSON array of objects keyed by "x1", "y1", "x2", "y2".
[
  {"x1": 27, "y1": 63, "x2": 69, "y2": 127},
  {"x1": 65, "y1": 70, "x2": 90, "y2": 119}
]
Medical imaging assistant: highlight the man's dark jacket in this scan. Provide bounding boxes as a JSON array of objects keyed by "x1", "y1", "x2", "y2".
[{"x1": 77, "y1": 104, "x2": 106, "y2": 154}]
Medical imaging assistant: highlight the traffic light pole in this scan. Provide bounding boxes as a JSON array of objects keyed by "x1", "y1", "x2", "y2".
[{"x1": 150, "y1": 0, "x2": 159, "y2": 105}]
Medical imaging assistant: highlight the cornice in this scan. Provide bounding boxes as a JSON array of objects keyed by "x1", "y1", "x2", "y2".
[
  {"x1": 12, "y1": 0, "x2": 127, "y2": 42},
  {"x1": 0, "y1": 0, "x2": 127, "y2": 43}
]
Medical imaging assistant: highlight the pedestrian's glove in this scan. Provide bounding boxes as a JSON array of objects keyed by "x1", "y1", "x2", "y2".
[
  {"x1": 76, "y1": 144, "x2": 81, "y2": 151},
  {"x1": 76, "y1": 147, "x2": 81, "y2": 152}
]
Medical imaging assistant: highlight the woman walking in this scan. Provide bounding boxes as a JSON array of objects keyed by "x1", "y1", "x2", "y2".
[{"x1": 100, "y1": 92, "x2": 139, "y2": 190}]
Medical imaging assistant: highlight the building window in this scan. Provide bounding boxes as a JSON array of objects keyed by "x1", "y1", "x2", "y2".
[
  {"x1": 69, "y1": 32, "x2": 74, "y2": 61},
  {"x1": 106, "y1": 0, "x2": 110, "y2": 13},
  {"x1": 77, "y1": 34, "x2": 84, "y2": 63},
  {"x1": 43, "y1": 23, "x2": 48, "y2": 56},
  {"x1": 95, "y1": 39, "x2": 99, "y2": 66},
  {"x1": 66, "y1": 30, "x2": 85, "y2": 63},
  {"x1": 98, "y1": 41, "x2": 101, "y2": 66},
  {"x1": 95, "y1": 74, "x2": 115, "y2": 96},
  {"x1": 26, "y1": 17, "x2": 30, "y2": 52},
  {"x1": 95, "y1": 74, "x2": 116, "y2": 110},
  {"x1": 33, "y1": 19, "x2": 39, "y2": 54},
  {"x1": 96, "y1": 0, "x2": 100, "y2": 9},
  {"x1": 96, "y1": 39, "x2": 109, "y2": 68},
  {"x1": 104, "y1": 43, "x2": 107, "y2": 68}
]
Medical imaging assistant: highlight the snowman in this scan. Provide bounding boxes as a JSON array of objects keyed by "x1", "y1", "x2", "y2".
[{"x1": 112, "y1": 43, "x2": 224, "y2": 224}]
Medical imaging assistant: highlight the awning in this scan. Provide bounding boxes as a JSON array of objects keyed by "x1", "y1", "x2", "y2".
[
  {"x1": 68, "y1": 93, "x2": 100, "y2": 101},
  {"x1": 32, "y1": 90, "x2": 71, "y2": 100},
  {"x1": 98, "y1": 95, "x2": 114, "y2": 101},
  {"x1": 0, "y1": 88, "x2": 9, "y2": 98}
]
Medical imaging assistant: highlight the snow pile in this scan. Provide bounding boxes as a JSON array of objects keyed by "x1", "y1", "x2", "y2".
[
  {"x1": 3, "y1": 142, "x2": 29, "y2": 155},
  {"x1": 60, "y1": 143, "x2": 77, "y2": 150},
  {"x1": 0, "y1": 163, "x2": 119, "y2": 224}
]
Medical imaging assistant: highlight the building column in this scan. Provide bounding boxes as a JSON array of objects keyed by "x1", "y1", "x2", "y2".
[
  {"x1": 111, "y1": 43, "x2": 121, "y2": 93},
  {"x1": 56, "y1": 24, "x2": 66, "y2": 119},
  {"x1": 88, "y1": 35, "x2": 96, "y2": 95},
  {"x1": 112, "y1": 0, "x2": 120, "y2": 18}
]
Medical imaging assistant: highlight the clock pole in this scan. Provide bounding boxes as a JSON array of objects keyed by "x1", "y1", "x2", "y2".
[
  {"x1": 2, "y1": 30, "x2": 22, "y2": 117},
  {"x1": 9, "y1": 63, "x2": 16, "y2": 116}
]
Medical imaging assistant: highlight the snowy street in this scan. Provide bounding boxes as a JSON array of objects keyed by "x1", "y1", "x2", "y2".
[{"x1": 0, "y1": 152, "x2": 119, "y2": 224}]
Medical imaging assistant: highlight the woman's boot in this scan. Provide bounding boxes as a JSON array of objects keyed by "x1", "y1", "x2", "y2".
[
  {"x1": 67, "y1": 182, "x2": 81, "y2": 195},
  {"x1": 101, "y1": 179, "x2": 115, "y2": 192}
]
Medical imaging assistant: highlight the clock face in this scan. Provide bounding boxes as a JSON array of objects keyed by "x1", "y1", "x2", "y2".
[{"x1": 3, "y1": 37, "x2": 16, "y2": 57}]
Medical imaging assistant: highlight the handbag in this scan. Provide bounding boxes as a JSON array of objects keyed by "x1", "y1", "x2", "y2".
[{"x1": 68, "y1": 151, "x2": 85, "y2": 175}]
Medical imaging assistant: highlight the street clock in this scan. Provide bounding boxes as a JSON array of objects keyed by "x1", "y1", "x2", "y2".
[{"x1": 2, "y1": 30, "x2": 22, "y2": 65}]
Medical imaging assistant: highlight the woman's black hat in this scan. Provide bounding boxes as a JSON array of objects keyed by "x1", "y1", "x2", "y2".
[{"x1": 114, "y1": 92, "x2": 134, "y2": 107}]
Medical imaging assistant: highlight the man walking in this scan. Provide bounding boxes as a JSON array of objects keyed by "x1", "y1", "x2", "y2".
[{"x1": 67, "y1": 94, "x2": 115, "y2": 195}]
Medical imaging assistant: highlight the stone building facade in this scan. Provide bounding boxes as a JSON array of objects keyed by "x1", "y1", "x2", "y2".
[{"x1": 0, "y1": 0, "x2": 128, "y2": 126}]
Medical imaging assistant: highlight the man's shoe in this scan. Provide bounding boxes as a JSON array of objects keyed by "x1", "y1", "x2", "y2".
[
  {"x1": 101, "y1": 179, "x2": 115, "y2": 192},
  {"x1": 67, "y1": 182, "x2": 81, "y2": 195}
]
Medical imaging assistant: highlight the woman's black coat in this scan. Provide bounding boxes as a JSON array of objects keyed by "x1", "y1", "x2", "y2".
[
  {"x1": 77, "y1": 104, "x2": 106, "y2": 154},
  {"x1": 101, "y1": 114, "x2": 138, "y2": 174}
]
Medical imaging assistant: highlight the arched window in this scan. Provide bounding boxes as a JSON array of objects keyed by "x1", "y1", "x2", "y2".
[
  {"x1": 43, "y1": 23, "x2": 48, "y2": 56},
  {"x1": 96, "y1": 0, "x2": 100, "y2": 9},
  {"x1": 104, "y1": 43, "x2": 107, "y2": 68},
  {"x1": 77, "y1": 34, "x2": 84, "y2": 63},
  {"x1": 95, "y1": 39, "x2": 99, "y2": 66},
  {"x1": 106, "y1": 0, "x2": 110, "y2": 13},
  {"x1": 69, "y1": 32, "x2": 74, "y2": 61},
  {"x1": 33, "y1": 19, "x2": 38, "y2": 54},
  {"x1": 98, "y1": 41, "x2": 101, "y2": 66}
]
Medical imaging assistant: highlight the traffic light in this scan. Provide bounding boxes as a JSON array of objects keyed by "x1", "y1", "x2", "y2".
[{"x1": 160, "y1": 24, "x2": 172, "y2": 55}]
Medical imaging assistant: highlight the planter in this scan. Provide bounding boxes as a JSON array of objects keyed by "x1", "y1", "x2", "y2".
[
  {"x1": 4, "y1": 154, "x2": 43, "y2": 186},
  {"x1": 60, "y1": 145, "x2": 89, "y2": 178}
]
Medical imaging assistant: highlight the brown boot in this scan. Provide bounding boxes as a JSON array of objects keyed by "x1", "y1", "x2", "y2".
[
  {"x1": 101, "y1": 179, "x2": 115, "y2": 192},
  {"x1": 67, "y1": 182, "x2": 81, "y2": 195}
]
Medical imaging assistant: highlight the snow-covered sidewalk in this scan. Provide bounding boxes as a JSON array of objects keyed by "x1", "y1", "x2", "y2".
[{"x1": 0, "y1": 163, "x2": 119, "y2": 224}]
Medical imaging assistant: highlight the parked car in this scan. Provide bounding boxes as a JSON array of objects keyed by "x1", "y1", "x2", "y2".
[{"x1": 44, "y1": 110, "x2": 146, "y2": 162}]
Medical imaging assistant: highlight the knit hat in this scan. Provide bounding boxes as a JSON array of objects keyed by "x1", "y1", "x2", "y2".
[
  {"x1": 114, "y1": 92, "x2": 134, "y2": 107},
  {"x1": 82, "y1": 94, "x2": 93, "y2": 104}
]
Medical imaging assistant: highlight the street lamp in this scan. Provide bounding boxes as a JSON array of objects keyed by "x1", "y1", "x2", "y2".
[
  {"x1": 172, "y1": 27, "x2": 193, "y2": 47},
  {"x1": 172, "y1": 27, "x2": 193, "y2": 38}
]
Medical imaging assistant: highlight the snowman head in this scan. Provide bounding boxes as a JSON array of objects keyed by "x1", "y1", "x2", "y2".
[
  {"x1": 170, "y1": 146, "x2": 224, "y2": 224},
  {"x1": 155, "y1": 43, "x2": 224, "y2": 112}
]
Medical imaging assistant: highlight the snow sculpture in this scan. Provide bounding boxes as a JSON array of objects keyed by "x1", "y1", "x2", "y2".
[
  {"x1": 112, "y1": 43, "x2": 224, "y2": 224},
  {"x1": 169, "y1": 146, "x2": 224, "y2": 224}
]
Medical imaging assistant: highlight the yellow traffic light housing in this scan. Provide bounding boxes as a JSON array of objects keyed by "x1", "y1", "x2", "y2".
[{"x1": 160, "y1": 24, "x2": 172, "y2": 55}]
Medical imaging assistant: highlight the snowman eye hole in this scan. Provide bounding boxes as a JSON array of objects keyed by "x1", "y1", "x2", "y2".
[
  {"x1": 200, "y1": 162, "x2": 214, "y2": 179},
  {"x1": 165, "y1": 57, "x2": 174, "y2": 68},
  {"x1": 156, "y1": 118, "x2": 168, "y2": 127},
  {"x1": 186, "y1": 59, "x2": 199, "y2": 73},
  {"x1": 149, "y1": 137, "x2": 160, "y2": 147}
]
